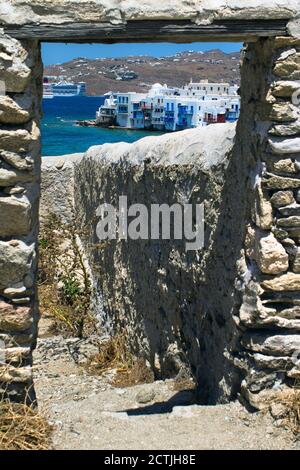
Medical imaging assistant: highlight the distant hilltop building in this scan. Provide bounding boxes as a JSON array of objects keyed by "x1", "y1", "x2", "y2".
[
  {"x1": 43, "y1": 78, "x2": 86, "y2": 97},
  {"x1": 95, "y1": 80, "x2": 240, "y2": 130}
]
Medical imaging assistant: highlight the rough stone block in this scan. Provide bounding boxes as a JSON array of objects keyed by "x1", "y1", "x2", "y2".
[
  {"x1": 277, "y1": 215, "x2": 300, "y2": 228},
  {"x1": 263, "y1": 175, "x2": 300, "y2": 190},
  {"x1": 242, "y1": 332, "x2": 300, "y2": 355},
  {"x1": 277, "y1": 203, "x2": 300, "y2": 216},
  {"x1": 269, "y1": 158, "x2": 296, "y2": 174},
  {"x1": 0, "y1": 332, "x2": 34, "y2": 348},
  {"x1": 262, "y1": 272, "x2": 300, "y2": 291},
  {"x1": 0, "y1": 195, "x2": 32, "y2": 237},
  {"x1": 270, "y1": 190, "x2": 295, "y2": 207},
  {"x1": 0, "y1": 151, "x2": 34, "y2": 172},
  {"x1": 252, "y1": 182, "x2": 273, "y2": 230},
  {"x1": 0, "y1": 120, "x2": 40, "y2": 153},
  {"x1": 0, "y1": 240, "x2": 35, "y2": 290},
  {"x1": 273, "y1": 52, "x2": 300, "y2": 79},
  {"x1": 0, "y1": 347, "x2": 31, "y2": 364},
  {"x1": 0, "y1": 365, "x2": 32, "y2": 383},
  {"x1": 0, "y1": 166, "x2": 36, "y2": 186},
  {"x1": 292, "y1": 248, "x2": 300, "y2": 272},
  {"x1": 269, "y1": 136, "x2": 300, "y2": 154},
  {"x1": 269, "y1": 120, "x2": 300, "y2": 137},
  {"x1": 269, "y1": 102, "x2": 299, "y2": 122},
  {"x1": 245, "y1": 226, "x2": 288, "y2": 274},
  {"x1": 0, "y1": 35, "x2": 32, "y2": 93},
  {"x1": 271, "y1": 80, "x2": 300, "y2": 98},
  {"x1": 0, "y1": 301, "x2": 33, "y2": 332},
  {"x1": 0, "y1": 95, "x2": 31, "y2": 124}
]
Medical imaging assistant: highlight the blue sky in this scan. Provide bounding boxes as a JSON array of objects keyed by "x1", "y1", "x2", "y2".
[{"x1": 42, "y1": 42, "x2": 242, "y2": 66}]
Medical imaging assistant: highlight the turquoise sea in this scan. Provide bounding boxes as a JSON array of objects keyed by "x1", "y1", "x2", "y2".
[{"x1": 42, "y1": 96, "x2": 164, "y2": 156}]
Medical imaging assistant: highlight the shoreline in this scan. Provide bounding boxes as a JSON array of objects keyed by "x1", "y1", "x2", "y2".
[{"x1": 75, "y1": 119, "x2": 167, "y2": 133}]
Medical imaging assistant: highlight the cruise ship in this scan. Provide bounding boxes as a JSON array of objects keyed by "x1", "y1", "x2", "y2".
[
  {"x1": 43, "y1": 78, "x2": 54, "y2": 99},
  {"x1": 52, "y1": 81, "x2": 86, "y2": 97},
  {"x1": 43, "y1": 79, "x2": 86, "y2": 98}
]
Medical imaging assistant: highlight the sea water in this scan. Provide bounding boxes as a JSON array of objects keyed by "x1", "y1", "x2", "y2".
[{"x1": 42, "y1": 96, "x2": 164, "y2": 156}]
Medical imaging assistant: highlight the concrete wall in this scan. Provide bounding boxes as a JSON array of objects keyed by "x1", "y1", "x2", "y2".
[
  {"x1": 74, "y1": 124, "x2": 242, "y2": 404},
  {"x1": 40, "y1": 154, "x2": 83, "y2": 225}
]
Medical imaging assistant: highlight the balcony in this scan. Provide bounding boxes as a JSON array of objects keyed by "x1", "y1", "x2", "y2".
[
  {"x1": 178, "y1": 106, "x2": 193, "y2": 115},
  {"x1": 118, "y1": 106, "x2": 128, "y2": 114},
  {"x1": 140, "y1": 104, "x2": 153, "y2": 110}
]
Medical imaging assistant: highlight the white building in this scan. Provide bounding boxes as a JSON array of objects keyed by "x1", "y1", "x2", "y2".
[
  {"x1": 115, "y1": 92, "x2": 147, "y2": 128},
  {"x1": 183, "y1": 79, "x2": 230, "y2": 97},
  {"x1": 98, "y1": 80, "x2": 240, "y2": 131}
]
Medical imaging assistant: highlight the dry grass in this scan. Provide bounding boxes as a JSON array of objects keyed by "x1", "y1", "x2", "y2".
[
  {"x1": 273, "y1": 387, "x2": 300, "y2": 436},
  {"x1": 112, "y1": 358, "x2": 154, "y2": 388},
  {"x1": 86, "y1": 334, "x2": 154, "y2": 387},
  {"x1": 0, "y1": 400, "x2": 52, "y2": 450},
  {"x1": 39, "y1": 284, "x2": 75, "y2": 337},
  {"x1": 172, "y1": 377, "x2": 196, "y2": 392},
  {"x1": 39, "y1": 284, "x2": 97, "y2": 338},
  {"x1": 86, "y1": 334, "x2": 134, "y2": 374}
]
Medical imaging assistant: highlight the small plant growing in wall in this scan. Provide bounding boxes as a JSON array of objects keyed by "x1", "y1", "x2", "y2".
[{"x1": 39, "y1": 211, "x2": 95, "y2": 338}]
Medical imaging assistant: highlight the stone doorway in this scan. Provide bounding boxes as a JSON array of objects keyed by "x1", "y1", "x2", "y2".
[{"x1": 1, "y1": 7, "x2": 300, "y2": 409}]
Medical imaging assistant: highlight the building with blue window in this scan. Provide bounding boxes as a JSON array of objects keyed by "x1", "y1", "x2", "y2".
[{"x1": 96, "y1": 80, "x2": 240, "y2": 131}]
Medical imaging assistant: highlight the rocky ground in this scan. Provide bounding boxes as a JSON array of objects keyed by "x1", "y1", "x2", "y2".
[{"x1": 33, "y1": 335, "x2": 299, "y2": 450}]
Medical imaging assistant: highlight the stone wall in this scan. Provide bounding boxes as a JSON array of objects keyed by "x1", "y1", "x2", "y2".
[
  {"x1": 0, "y1": 32, "x2": 42, "y2": 403},
  {"x1": 0, "y1": 1, "x2": 298, "y2": 32},
  {"x1": 235, "y1": 37, "x2": 300, "y2": 409},
  {"x1": 73, "y1": 124, "x2": 246, "y2": 404}
]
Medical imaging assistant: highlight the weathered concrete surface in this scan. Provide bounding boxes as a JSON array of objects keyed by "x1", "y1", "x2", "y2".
[
  {"x1": 41, "y1": 124, "x2": 244, "y2": 404},
  {"x1": 0, "y1": 0, "x2": 298, "y2": 26},
  {"x1": 72, "y1": 123, "x2": 248, "y2": 404},
  {"x1": 40, "y1": 154, "x2": 83, "y2": 224},
  {"x1": 33, "y1": 335, "x2": 297, "y2": 450}
]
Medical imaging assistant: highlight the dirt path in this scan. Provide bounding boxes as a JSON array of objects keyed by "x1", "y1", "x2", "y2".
[{"x1": 33, "y1": 336, "x2": 299, "y2": 450}]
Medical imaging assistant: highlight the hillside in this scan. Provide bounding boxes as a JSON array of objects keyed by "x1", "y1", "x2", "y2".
[{"x1": 44, "y1": 49, "x2": 241, "y2": 96}]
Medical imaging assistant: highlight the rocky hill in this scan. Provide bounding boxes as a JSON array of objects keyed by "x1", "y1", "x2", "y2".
[{"x1": 44, "y1": 49, "x2": 241, "y2": 96}]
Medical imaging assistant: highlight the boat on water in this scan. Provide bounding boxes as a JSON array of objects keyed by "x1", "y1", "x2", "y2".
[
  {"x1": 42, "y1": 78, "x2": 86, "y2": 98},
  {"x1": 43, "y1": 78, "x2": 54, "y2": 99},
  {"x1": 52, "y1": 81, "x2": 86, "y2": 97}
]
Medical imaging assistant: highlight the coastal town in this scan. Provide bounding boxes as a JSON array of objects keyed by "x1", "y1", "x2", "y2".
[
  {"x1": 94, "y1": 80, "x2": 240, "y2": 130},
  {"x1": 43, "y1": 78, "x2": 240, "y2": 131}
]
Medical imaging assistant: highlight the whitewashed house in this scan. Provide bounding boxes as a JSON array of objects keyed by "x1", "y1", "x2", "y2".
[
  {"x1": 99, "y1": 80, "x2": 240, "y2": 131},
  {"x1": 115, "y1": 92, "x2": 147, "y2": 128}
]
